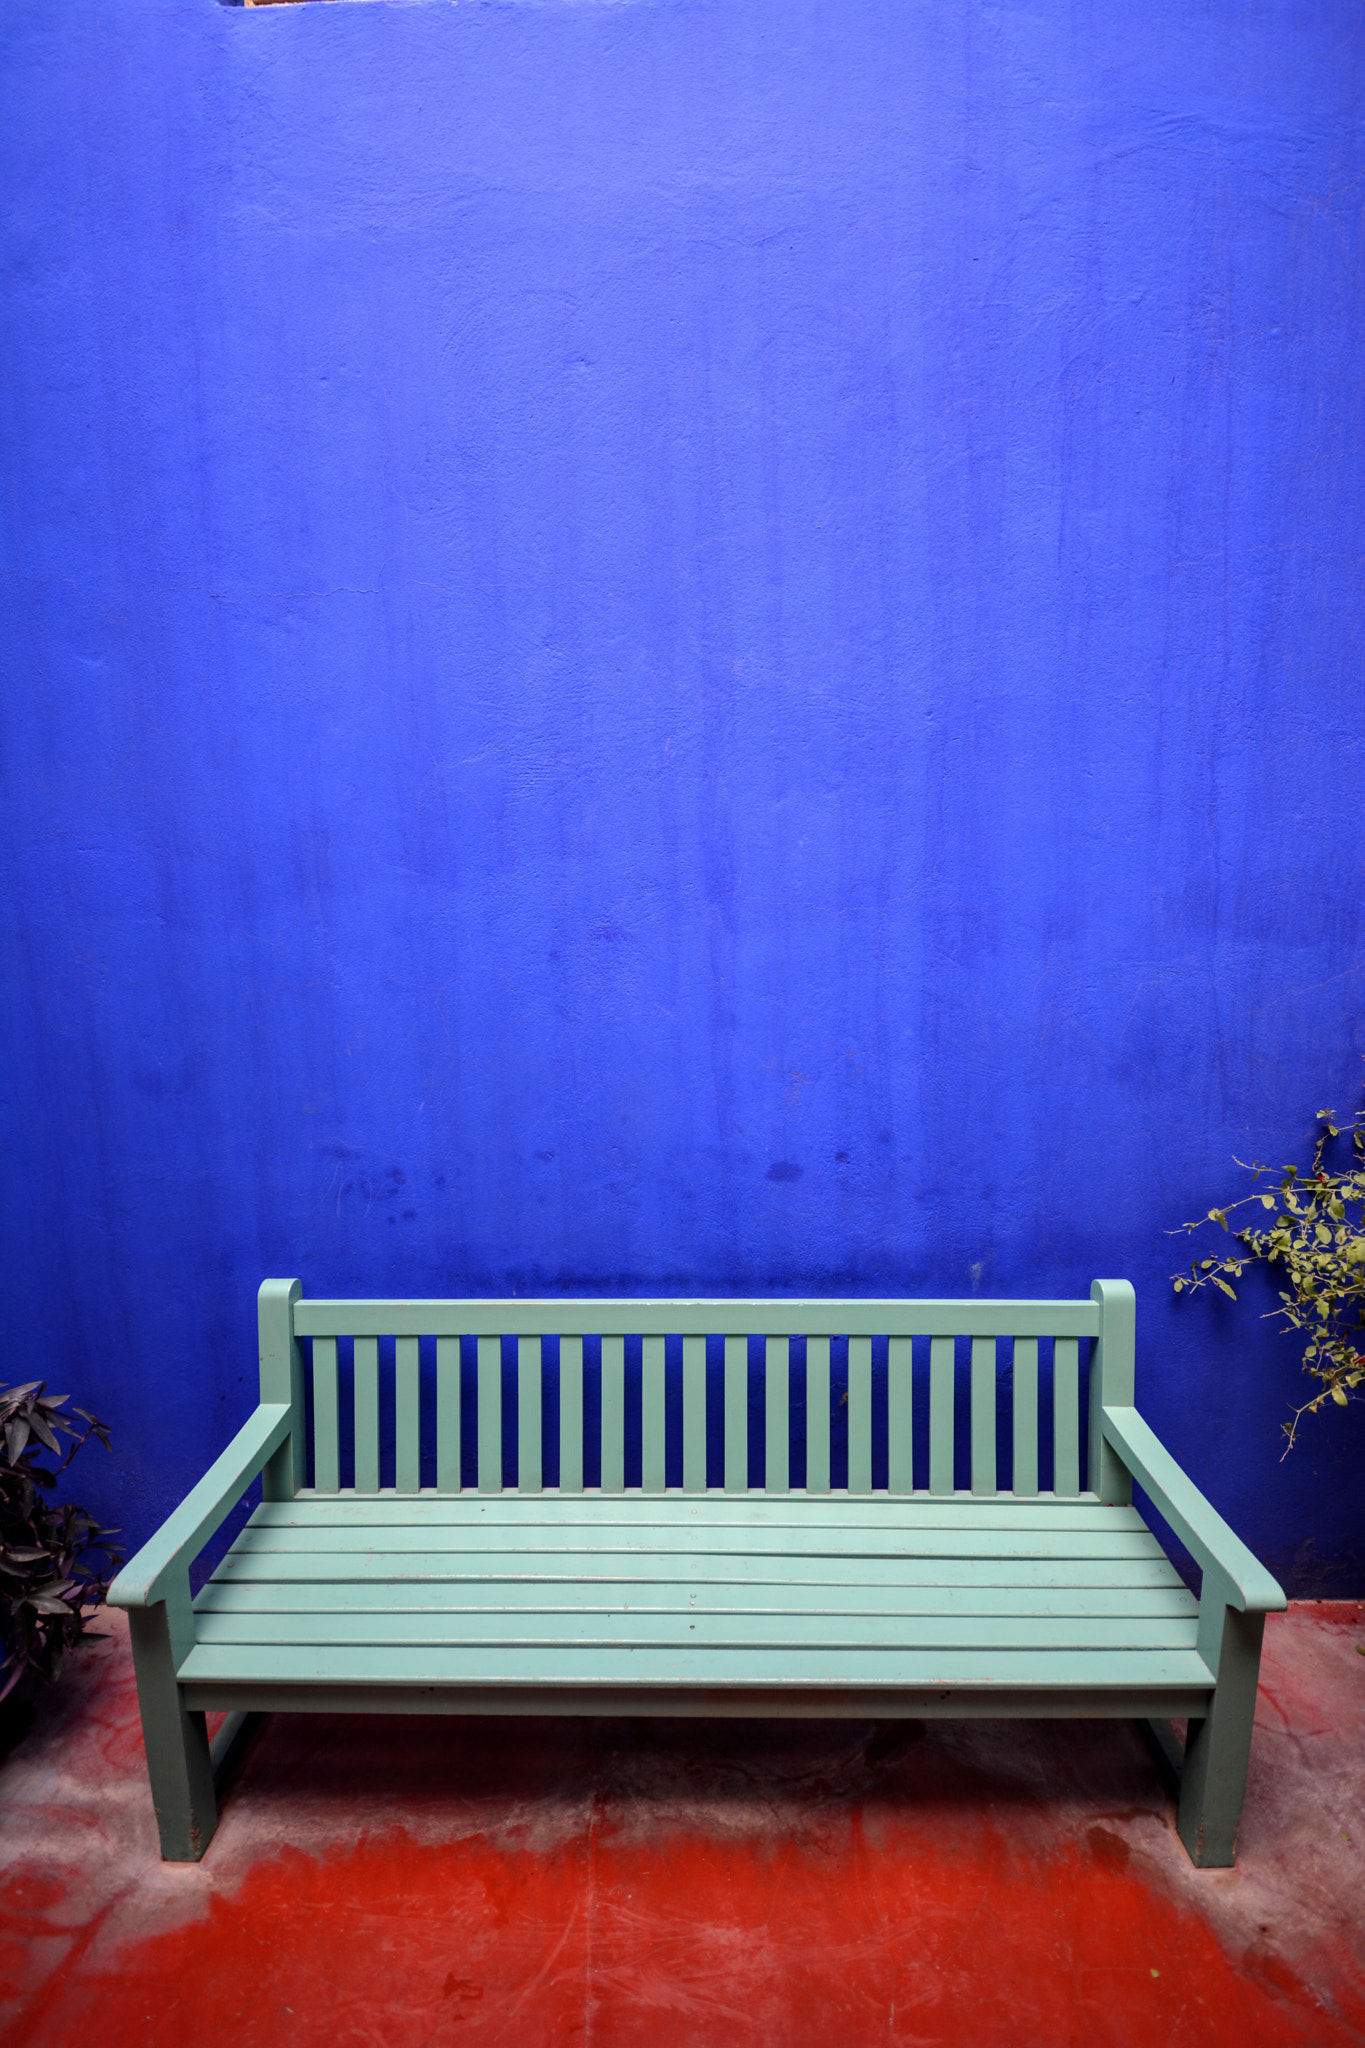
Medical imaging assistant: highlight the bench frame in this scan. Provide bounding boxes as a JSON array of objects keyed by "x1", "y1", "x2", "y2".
[{"x1": 110, "y1": 1278, "x2": 1284, "y2": 1867}]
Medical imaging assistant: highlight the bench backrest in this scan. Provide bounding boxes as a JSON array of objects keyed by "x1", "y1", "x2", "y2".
[{"x1": 262, "y1": 1281, "x2": 1136, "y2": 1501}]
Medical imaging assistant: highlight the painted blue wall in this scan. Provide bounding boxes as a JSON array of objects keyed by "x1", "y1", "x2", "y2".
[{"x1": 2, "y1": 0, "x2": 1362, "y2": 1589}]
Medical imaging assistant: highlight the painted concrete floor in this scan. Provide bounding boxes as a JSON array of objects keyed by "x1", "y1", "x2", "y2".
[{"x1": 0, "y1": 1604, "x2": 1362, "y2": 2048}]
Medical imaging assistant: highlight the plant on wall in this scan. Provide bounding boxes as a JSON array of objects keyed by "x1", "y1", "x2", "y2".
[
  {"x1": 1171, "y1": 1095, "x2": 1365, "y2": 1447},
  {"x1": 1, "y1": 1382, "x2": 122, "y2": 1702}
]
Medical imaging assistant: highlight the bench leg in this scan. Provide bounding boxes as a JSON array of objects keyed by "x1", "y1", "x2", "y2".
[
  {"x1": 1177, "y1": 1604, "x2": 1265, "y2": 1868},
  {"x1": 127, "y1": 1599, "x2": 218, "y2": 1862}
]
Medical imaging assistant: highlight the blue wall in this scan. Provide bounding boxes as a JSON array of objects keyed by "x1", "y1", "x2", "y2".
[{"x1": 3, "y1": 0, "x2": 1363, "y2": 1589}]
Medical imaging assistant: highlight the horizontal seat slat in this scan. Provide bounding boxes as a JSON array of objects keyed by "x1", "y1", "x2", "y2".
[
  {"x1": 228, "y1": 1525, "x2": 1167, "y2": 1563},
  {"x1": 196, "y1": 1579, "x2": 1198, "y2": 1621},
  {"x1": 177, "y1": 1640, "x2": 1213, "y2": 1690},
  {"x1": 260, "y1": 1494, "x2": 1136, "y2": 1532},
  {"x1": 210, "y1": 1549, "x2": 1186, "y2": 1590},
  {"x1": 291, "y1": 1297, "x2": 1100, "y2": 1340},
  {"x1": 190, "y1": 1610, "x2": 1199, "y2": 1653}
]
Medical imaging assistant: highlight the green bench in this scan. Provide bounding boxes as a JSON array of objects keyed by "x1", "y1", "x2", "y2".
[{"x1": 109, "y1": 1278, "x2": 1284, "y2": 1866}]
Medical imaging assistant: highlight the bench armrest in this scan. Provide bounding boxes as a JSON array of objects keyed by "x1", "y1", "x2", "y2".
[
  {"x1": 1101, "y1": 1404, "x2": 1285, "y2": 1614},
  {"x1": 108, "y1": 1403, "x2": 293, "y2": 1610}
]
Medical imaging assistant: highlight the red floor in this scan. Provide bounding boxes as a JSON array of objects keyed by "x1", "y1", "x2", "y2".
[{"x1": 1, "y1": 1604, "x2": 1362, "y2": 2047}]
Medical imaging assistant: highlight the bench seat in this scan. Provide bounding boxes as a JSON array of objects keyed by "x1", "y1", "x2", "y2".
[
  {"x1": 180, "y1": 1495, "x2": 1212, "y2": 1711},
  {"x1": 111, "y1": 1280, "x2": 1284, "y2": 1868}
]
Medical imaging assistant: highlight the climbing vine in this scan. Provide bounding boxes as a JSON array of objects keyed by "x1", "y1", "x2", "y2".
[{"x1": 1170, "y1": 1095, "x2": 1365, "y2": 1448}]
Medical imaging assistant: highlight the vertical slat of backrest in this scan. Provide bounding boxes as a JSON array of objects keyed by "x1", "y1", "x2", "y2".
[
  {"x1": 477, "y1": 1335, "x2": 502, "y2": 1493},
  {"x1": 887, "y1": 1336, "x2": 913, "y2": 1494},
  {"x1": 723, "y1": 1336, "x2": 748, "y2": 1492},
  {"x1": 847, "y1": 1335, "x2": 872, "y2": 1494},
  {"x1": 518, "y1": 1337, "x2": 542, "y2": 1493},
  {"x1": 601, "y1": 1335, "x2": 625, "y2": 1493},
  {"x1": 641, "y1": 1335, "x2": 666, "y2": 1493},
  {"x1": 765, "y1": 1337, "x2": 789, "y2": 1493},
  {"x1": 436, "y1": 1337, "x2": 461, "y2": 1491},
  {"x1": 354, "y1": 1336, "x2": 380, "y2": 1492},
  {"x1": 312, "y1": 1336, "x2": 340, "y2": 1493},
  {"x1": 970, "y1": 1337, "x2": 996, "y2": 1495},
  {"x1": 395, "y1": 1336, "x2": 420, "y2": 1494},
  {"x1": 805, "y1": 1336, "x2": 831, "y2": 1494},
  {"x1": 1053, "y1": 1335, "x2": 1080, "y2": 1496},
  {"x1": 559, "y1": 1336, "x2": 584, "y2": 1493},
  {"x1": 928, "y1": 1336, "x2": 954, "y2": 1495},
  {"x1": 1011, "y1": 1337, "x2": 1039, "y2": 1496},
  {"x1": 682, "y1": 1335, "x2": 706, "y2": 1491}
]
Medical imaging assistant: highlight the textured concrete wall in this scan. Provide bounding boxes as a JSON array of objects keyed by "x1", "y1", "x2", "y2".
[{"x1": 2, "y1": 0, "x2": 1362, "y2": 1586}]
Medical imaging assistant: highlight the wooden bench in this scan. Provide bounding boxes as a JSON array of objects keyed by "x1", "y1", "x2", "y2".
[{"x1": 109, "y1": 1278, "x2": 1284, "y2": 1866}]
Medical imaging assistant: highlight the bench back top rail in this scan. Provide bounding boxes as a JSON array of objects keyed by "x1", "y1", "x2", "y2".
[
  {"x1": 269, "y1": 1284, "x2": 1133, "y2": 1502},
  {"x1": 294, "y1": 1299, "x2": 1100, "y2": 1340}
]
